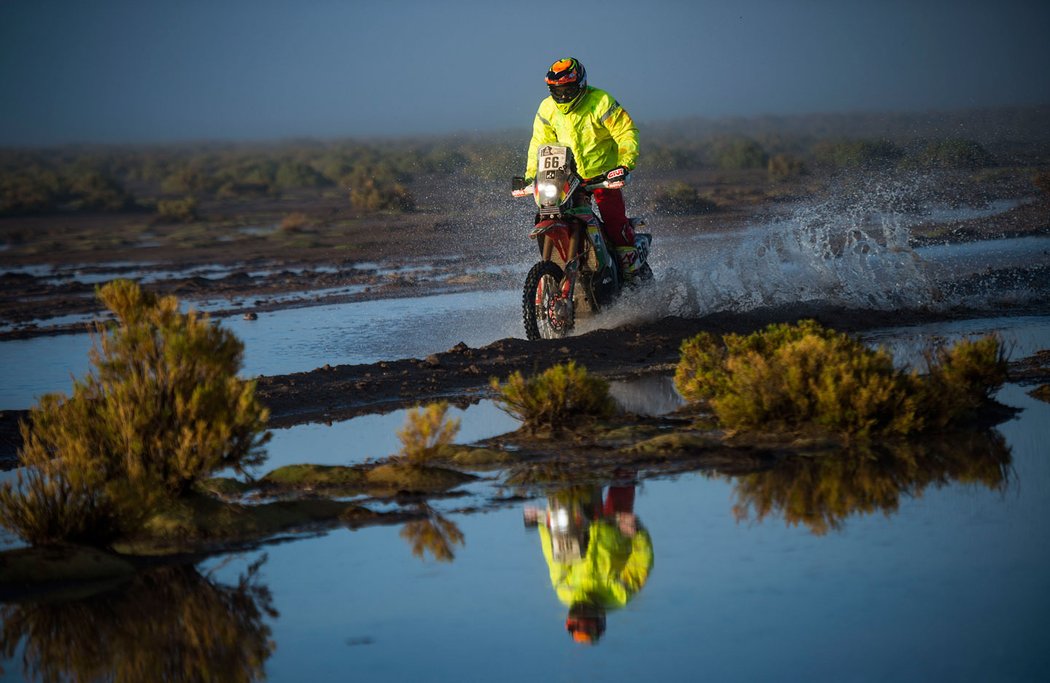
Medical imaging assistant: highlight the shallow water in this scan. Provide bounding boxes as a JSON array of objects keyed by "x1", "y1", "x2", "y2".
[
  {"x1": 3, "y1": 225, "x2": 1049, "y2": 409},
  {"x1": 0, "y1": 288, "x2": 521, "y2": 409},
  {"x1": 262, "y1": 399, "x2": 519, "y2": 472},
  {"x1": 2, "y1": 382, "x2": 1045, "y2": 681}
]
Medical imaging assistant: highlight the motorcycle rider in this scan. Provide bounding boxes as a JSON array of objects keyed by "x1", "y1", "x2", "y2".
[{"x1": 518, "y1": 57, "x2": 643, "y2": 282}]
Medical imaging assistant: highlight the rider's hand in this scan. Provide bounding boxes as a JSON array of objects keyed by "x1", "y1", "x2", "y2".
[
  {"x1": 604, "y1": 166, "x2": 630, "y2": 189},
  {"x1": 511, "y1": 178, "x2": 534, "y2": 198}
]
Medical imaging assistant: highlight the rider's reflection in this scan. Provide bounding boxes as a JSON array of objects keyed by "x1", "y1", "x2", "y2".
[{"x1": 524, "y1": 482, "x2": 653, "y2": 645}]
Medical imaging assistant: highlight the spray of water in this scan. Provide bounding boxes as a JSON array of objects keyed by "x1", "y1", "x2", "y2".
[{"x1": 578, "y1": 179, "x2": 938, "y2": 332}]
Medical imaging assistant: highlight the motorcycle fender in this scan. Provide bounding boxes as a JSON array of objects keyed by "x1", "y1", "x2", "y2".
[{"x1": 529, "y1": 219, "x2": 571, "y2": 239}]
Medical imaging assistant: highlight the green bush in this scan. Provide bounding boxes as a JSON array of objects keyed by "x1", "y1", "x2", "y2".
[
  {"x1": 67, "y1": 169, "x2": 132, "y2": 211},
  {"x1": 767, "y1": 154, "x2": 806, "y2": 181},
  {"x1": 346, "y1": 164, "x2": 416, "y2": 212},
  {"x1": 0, "y1": 280, "x2": 270, "y2": 545},
  {"x1": 913, "y1": 138, "x2": 994, "y2": 169},
  {"x1": 713, "y1": 137, "x2": 768, "y2": 170},
  {"x1": 396, "y1": 402, "x2": 461, "y2": 466},
  {"x1": 491, "y1": 361, "x2": 615, "y2": 433},
  {"x1": 918, "y1": 335, "x2": 1008, "y2": 429},
  {"x1": 651, "y1": 181, "x2": 717, "y2": 214},
  {"x1": 674, "y1": 320, "x2": 1005, "y2": 437},
  {"x1": 812, "y1": 139, "x2": 903, "y2": 169},
  {"x1": 156, "y1": 196, "x2": 199, "y2": 222},
  {"x1": 0, "y1": 167, "x2": 66, "y2": 214}
]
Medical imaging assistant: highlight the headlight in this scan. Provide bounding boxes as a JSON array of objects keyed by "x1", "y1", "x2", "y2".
[
  {"x1": 539, "y1": 183, "x2": 558, "y2": 199},
  {"x1": 553, "y1": 508, "x2": 570, "y2": 531}
]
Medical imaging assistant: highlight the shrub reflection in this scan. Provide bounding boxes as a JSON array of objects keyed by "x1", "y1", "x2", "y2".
[
  {"x1": 731, "y1": 431, "x2": 1012, "y2": 535},
  {"x1": 400, "y1": 504, "x2": 465, "y2": 562},
  {"x1": 1, "y1": 556, "x2": 276, "y2": 683}
]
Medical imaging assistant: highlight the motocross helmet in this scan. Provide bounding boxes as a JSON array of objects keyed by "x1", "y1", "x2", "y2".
[
  {"x1": 546, "y1": 57, "x2": 587, "y2": 106},
  {"x1": 565, "y1": 602, "x2": 606, "y2": 645}
]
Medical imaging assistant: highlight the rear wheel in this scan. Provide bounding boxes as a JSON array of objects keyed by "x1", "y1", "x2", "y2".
[{"x1": 523, "y1": 261, "x2": 572, "y2": 340}]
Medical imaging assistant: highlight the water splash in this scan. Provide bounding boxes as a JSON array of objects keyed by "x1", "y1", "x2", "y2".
[{"x1": 582, "y1": 182, "x2": 939, "y2": 331}]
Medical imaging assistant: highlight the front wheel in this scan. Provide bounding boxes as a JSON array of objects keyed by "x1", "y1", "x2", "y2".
[{"x1": 523, "y1": 261, "x2": 573, "y2": 340}]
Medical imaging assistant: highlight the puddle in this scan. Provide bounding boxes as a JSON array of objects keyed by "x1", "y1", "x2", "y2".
[
  {"x1": 4, "y1": 380, "x2": 1044, "y2": 680},
  {"x1": 261, "y1": 400, "x2": 519, "y2": 472},
  {"x1": 862, "y1": 314, "x2": 1050, "y2": 368},
  {"x1": 916, "y1": 197, "x2": 1026, "y2": 224},
  {"x1": 608, "y1": 375, "x2": 684, "y2": 416},
  {"x1": 0, "y1": 288, "x2": 521, "y2": 409},
  {"x1": 915, "y1": 235, "x2": 1050, "y2": 277}
]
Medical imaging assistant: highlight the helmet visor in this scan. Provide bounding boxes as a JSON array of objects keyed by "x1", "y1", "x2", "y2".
[{"x1": 549, "y1": 83, "x2": 581, "y2": 104}]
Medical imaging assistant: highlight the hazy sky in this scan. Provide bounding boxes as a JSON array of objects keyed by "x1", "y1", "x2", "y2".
[{"x1": 1, "y1": 0, "x2": 1048, "y2": 145}]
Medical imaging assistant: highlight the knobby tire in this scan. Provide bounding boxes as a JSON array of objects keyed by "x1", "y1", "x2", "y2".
[{"x1": 522, "y1": 261, "x2": 570, "y2": 340}]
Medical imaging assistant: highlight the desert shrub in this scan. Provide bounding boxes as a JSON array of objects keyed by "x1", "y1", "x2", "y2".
[
  {"x1": 0, "y1": 280, "x2": 270, "y2": 545},
  {"x1": 1031, "y1": 169, "x2": 1050, "y2": 197},
  {"x1": 396, "y1": 402, "x2": 461, "y2": 466},
  {"x1": 0, "y1": 167, "x2": 66, "y2": 214},
  {"x1": 713, "y1": 137, "x2": 768, "y2": 170},
  {"x1": 491, "y1": 361, "x2": 615, "y2": 432},
  {"x1": 274, "y1": 160, "x2": 331, "y2": 191},
  {"x1": 913, "y1": 138, "x2": 994, "y2": 169},
  {"x1": 812, "y1": 139, "x2": 904, "y2": 169},
  {"x1": 279, "y1": 212, "x2": 311, "y2": 232},
  {"x1": 918, "y1": 335, "x2": 1008, "y2": 430},
  {"x1": 645, "y1": 144, "x2": 705, "y2": 171},
  {"x1": 767, "y1": 154, "x2": 806, "y2": 181},
  {"x1": 67, "y1": 169, "x2": 132, "y2": 211},
  {"x1": 160, "y1": 164, "x2": 216, "y2": 195},
  {"x1": 156, "y1": 196, "x2": 199, "y2": 222},
  {"x1": 651, "y1": 181, "x2": 717, "y2": 214},
  {"x1": 344, "y1": 163, "x2": 416, "y2": 212},
  {"x1": 674, "y1": 320, "x2": 1005, "y2": 437}
]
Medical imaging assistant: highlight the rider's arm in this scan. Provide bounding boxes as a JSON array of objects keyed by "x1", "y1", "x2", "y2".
[
  {"x1": 525, "y1": 105, "x2": 558, "y2": 180},
  {"x1": 600, "y1": 98, "x2": 639, "y2": 172},
  {"x1": 619, "y1": 527, "x2": 653, "y2": 594}
]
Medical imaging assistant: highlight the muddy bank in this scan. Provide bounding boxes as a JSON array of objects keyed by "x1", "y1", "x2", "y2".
[{"x1": 5, "y1": 302, "x2": 1045, "y2": 468}]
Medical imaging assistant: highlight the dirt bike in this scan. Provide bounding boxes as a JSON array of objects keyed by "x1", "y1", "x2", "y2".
[{"x1": 512, "y1": 145, "x2": 653, "y2": 340}]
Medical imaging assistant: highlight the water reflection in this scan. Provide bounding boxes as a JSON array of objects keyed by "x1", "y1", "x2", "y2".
[
  {"x1": 400, "y1": 504, "x2": 465, "y2": 562},
  {"x1": 730, "y1": 431, "x2": 1012, "y2": 535},
  {"x1": 524, "y1": 481, "x2": 653, "y2": 645},
  {"x1": 1, "y1": 557, "x2": 276, "y2": 683}
]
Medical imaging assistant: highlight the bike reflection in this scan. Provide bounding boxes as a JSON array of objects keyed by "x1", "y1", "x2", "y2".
[
  {"x1": 524, "y1": 479, "x2": 653, "y2": 645},
  {"x1": 1, "y1": 556, "x2": 276, "y2": 683},
  {"x1": 731, "y1": 430, "x2": 1013, "y2": 535}
]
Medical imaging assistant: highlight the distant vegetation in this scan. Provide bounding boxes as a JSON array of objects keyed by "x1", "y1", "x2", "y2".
[
  {"x1": 0, "y1": 280, "x2": 269, "y2": 545},
  {"x1": 674, "y1": 320, "x2": 1007, "y2": 437},
  {"x1": 2, "y1": 106, "x2": 1045, "y2": 220}
]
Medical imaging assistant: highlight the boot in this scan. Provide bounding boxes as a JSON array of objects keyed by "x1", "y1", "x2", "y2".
[{"x1": 615, "y1": 246, "x2": 641, "y2": 285}]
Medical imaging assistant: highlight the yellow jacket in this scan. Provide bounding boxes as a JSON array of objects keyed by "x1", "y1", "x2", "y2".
[
  {"x1": 539, "y1": 520, "x2": 653, "y2": 608},
  {"x1": 525, "y1": 86, "x2": 639, "y2": 181}
]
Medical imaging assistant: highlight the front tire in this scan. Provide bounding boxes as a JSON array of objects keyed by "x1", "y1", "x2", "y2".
[{"x1": 523, "y1": 261, "x2": 572, "y2": 340}]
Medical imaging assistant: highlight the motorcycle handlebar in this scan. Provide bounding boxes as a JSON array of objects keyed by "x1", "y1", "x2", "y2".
[{"x1": 510, "y1": 171, "x2": 629, "y2": 198}]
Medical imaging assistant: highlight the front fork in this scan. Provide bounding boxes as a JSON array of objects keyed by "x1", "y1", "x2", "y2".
[{"x1": 539, "y1": 224, "x2": 583, "y2": 305}]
